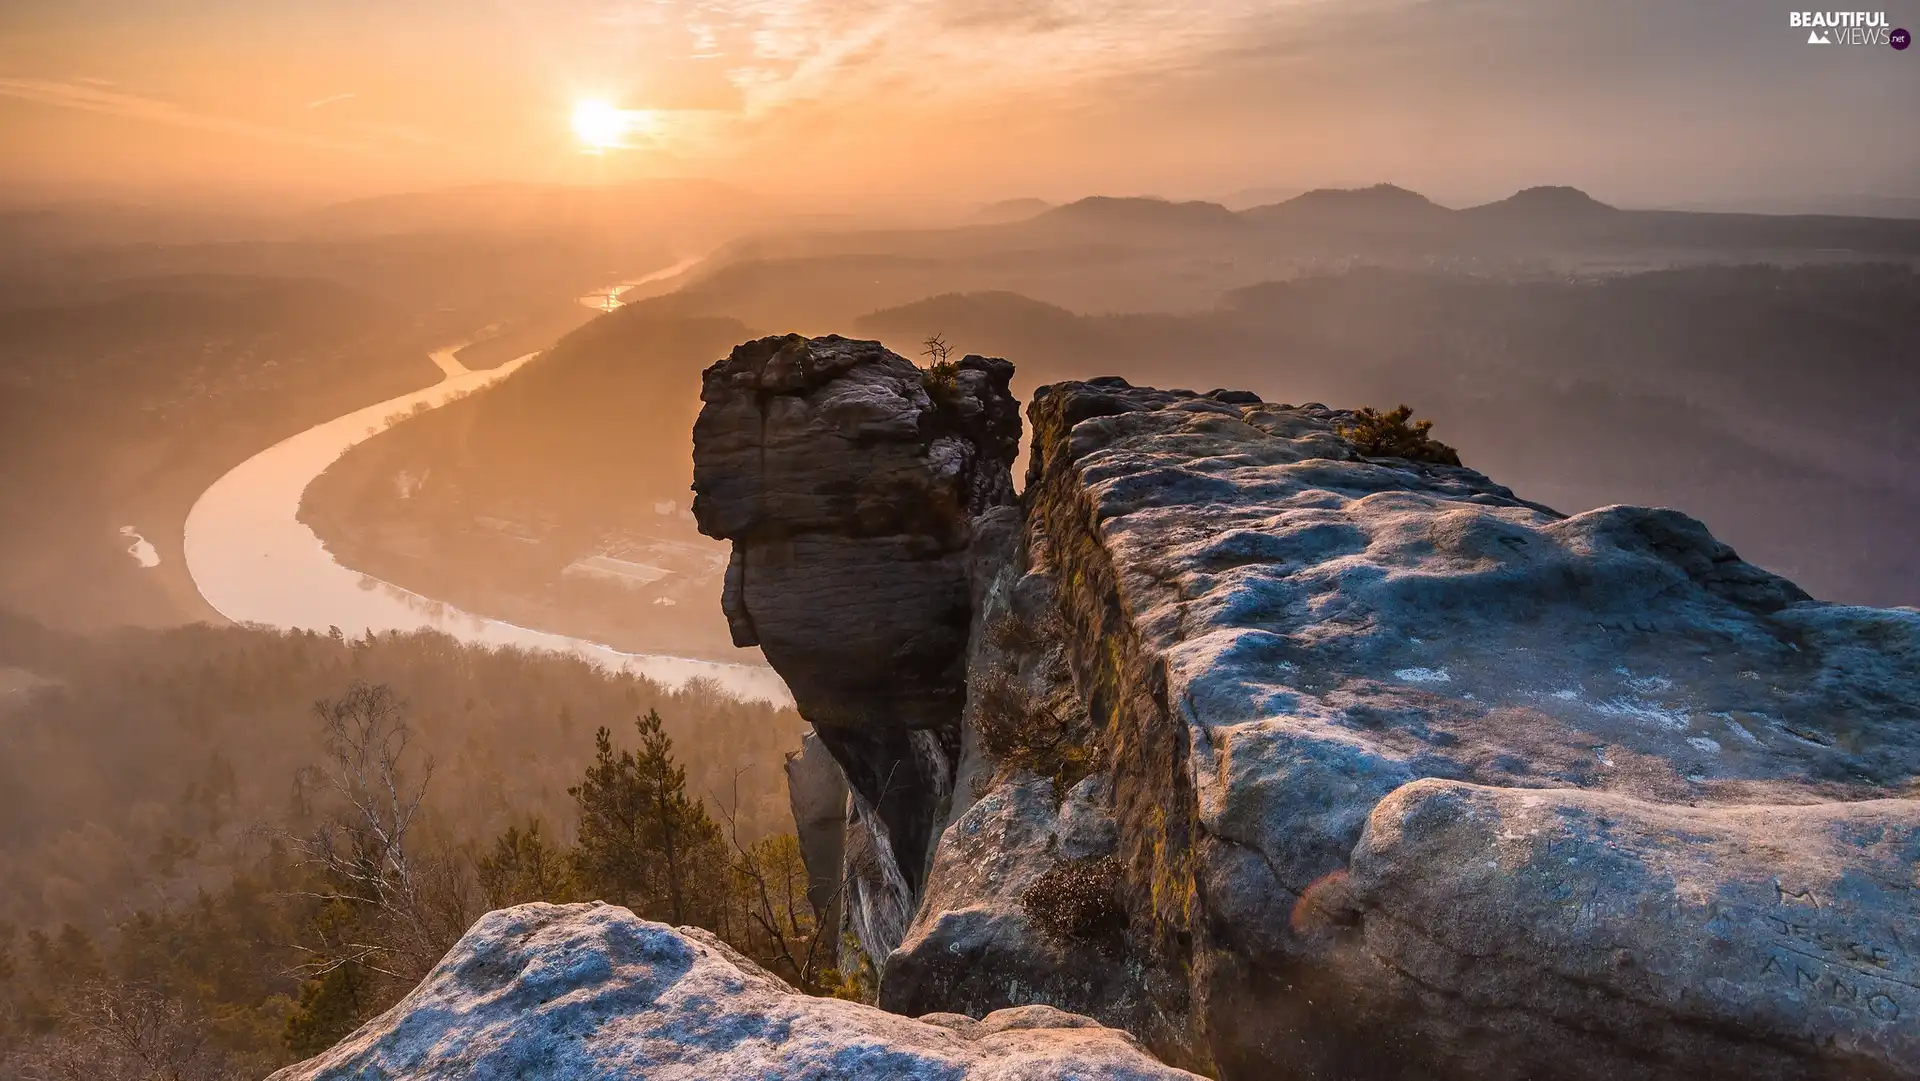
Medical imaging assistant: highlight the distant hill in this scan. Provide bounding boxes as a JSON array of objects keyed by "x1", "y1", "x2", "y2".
[
  {"x1": 1464, "y1": 185, "x2": 1619, "y2": 219},
  {"x1": 304, "y1": 179, "x2": 763, "y2": 248},
  {"x1": 1039, "y1": 196, "x2": 1241, "y2": 232},
  {"x1": 1217, "y1": 186, "x2": 1305, "y2": 211},
  {"x1": 1243, "y1": 183, "x2": 1453, "y2": 226},
  {"x1": 857, "y1": 290, "x2": 1093, "y2": 365},
  {"x1": 971, "y1": 198, "x2": 1053, "y2": 224}
]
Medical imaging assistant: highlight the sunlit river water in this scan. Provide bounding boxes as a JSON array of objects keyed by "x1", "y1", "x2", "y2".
[{"x1": 182, "y1": 259, "x2": 792, "y2": 705}]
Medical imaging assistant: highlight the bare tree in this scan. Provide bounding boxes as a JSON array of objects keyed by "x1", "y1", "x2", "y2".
[
  {"x1": 920, "y1": 333, "x2": 952, "y2": 366},
  {"x1": 714, "y1": 767, "x2": 821, "y2": 990},
  {"x1": 5, "y1": 979, "x2": 235, "y2": 1081},
  {"x1": 712, "y1": 761, "x2": 899, "y2": 997},
  {"x1": 283, "y1": 681, "x2": 470, "y2": 984}
]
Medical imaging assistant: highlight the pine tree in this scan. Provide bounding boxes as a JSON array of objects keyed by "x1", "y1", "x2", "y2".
[
  {"x1": 632, "y1": 709, "x2": 720, "y2": 926},
  {"x1": 476, "y1": 819, "x2": 575, "y2": 908},
  {"x1": 568, "y1": 727, "x2": 649, "y2": 907},
  {"x1": 567, "y1": 712, "x2": 721, "y2": 924}
]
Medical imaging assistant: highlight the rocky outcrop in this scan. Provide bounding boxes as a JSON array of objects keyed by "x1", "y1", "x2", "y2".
[
  {"x1": 691, "y1": 334, "x2": 1020, "y2": 962},
  {"x1": 1001, "y1": 378, "x2": 1920, "y2": 1079},
  {"x1": 268, "y1": 903, "x2": 1201, "y2": 1081},
  {"x1": 705, "y1": 351, "x2": 1920, "y2": 1080}
]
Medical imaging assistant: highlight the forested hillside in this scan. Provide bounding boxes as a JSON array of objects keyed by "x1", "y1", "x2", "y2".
[{"x1": 0, "y1": 617, "x2": 813, "y2": 1077}]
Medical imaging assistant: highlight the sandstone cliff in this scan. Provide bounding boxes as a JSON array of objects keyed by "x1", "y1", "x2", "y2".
[{"x1": 694, "y1": 347, "x2": 1920, "y2": 1081}]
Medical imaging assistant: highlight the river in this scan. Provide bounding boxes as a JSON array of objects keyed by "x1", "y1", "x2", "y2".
[
  {"x1": 182, "y1": 260, "x2": 792, "y2": 705},
  {"x1": 576, "y1": 253, "x2": 707, "y2": 312}
]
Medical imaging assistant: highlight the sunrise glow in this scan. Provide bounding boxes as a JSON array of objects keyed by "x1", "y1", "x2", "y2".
[{"x1": 571, "y1": 100, "x2": 630, "y2": 152}]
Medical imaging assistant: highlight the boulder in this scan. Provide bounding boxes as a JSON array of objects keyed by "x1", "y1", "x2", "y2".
[{"x1": 267, "y1": 903, "x2": 1201, "y2": 1081}]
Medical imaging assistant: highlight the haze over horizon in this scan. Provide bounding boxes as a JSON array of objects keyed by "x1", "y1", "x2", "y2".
[{"x1": 3, "y1": 0, "x2": 1916, "y2": 214}]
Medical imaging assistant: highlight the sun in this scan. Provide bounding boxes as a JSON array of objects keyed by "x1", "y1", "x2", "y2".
[{"x1": 571, "y1": 100, "x2": 629, "y2": 152}]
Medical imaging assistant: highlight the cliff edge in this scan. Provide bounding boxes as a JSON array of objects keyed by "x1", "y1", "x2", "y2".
[{"x1": 695, "y1": 348, "x2": 1920, "y2": 1081}]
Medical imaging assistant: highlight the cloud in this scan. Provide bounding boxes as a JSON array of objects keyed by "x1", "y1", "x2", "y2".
[
  {"x1": 305, "y1": 92, "x2": 357, "y2": 109},
  {"x1": 0, "y1": 77, "x2": 365, "y2": 151},
  {"x1": 675, "y1": 0, "x2": 1291, "y2": 118}
]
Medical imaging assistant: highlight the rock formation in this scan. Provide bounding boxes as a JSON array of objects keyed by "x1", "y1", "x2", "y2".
[
  {"x1": 699, "y1": 355, "x2": 1920, "y2": 1080},
  {"x1": 267, "y1": 903, "x2": 1200, "y2": 1081},
  {"x1": 691, "y1": 334, "x2": 1020, "y2": 960},
  {"x1": 276, "y1": 344, "x2": 1920, "y2": 1081}
]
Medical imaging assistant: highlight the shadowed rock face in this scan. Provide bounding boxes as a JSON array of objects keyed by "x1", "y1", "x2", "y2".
[
  {"x1": 692, "y1": 334, "x2": 1020, "y2": 959},
  {"x1": 268, "y1": 904, "x2": 1202, "y2": 1081},
  {"x1": 784, "y1": 730, "x2": 848, "y2": 925}
]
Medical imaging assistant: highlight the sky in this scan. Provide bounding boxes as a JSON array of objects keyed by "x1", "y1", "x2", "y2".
[{"x1": 0, "y1": 0, "x2": 1915, "y2": 210}]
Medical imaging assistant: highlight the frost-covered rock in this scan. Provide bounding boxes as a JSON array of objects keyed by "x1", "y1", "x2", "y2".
[{"x1": 268, "y1": 903, "x2": 1200, "y2": 1081}]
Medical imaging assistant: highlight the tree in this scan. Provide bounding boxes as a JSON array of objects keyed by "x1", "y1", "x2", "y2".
[
  {"x1": 282, "y1": 956, "x2": 367, "y2": 1061},
  {"x1": 568, "y1": 726, "x2": 649, "y2": 908},
  {"x1": 476, "y1": 820, "x2": 575, "y2": 909},
  {"x1": 920, "y1": 333, "x2": 952, "y2": 365},
  {"x1": 1334, "y1": 404, "x2": 1462, "y2": 465},
  {"x1": 4, "y1": 978, "x2": 236, "y2": 1081},
  {"x1": 283, "y1": 682, "x2": 471, "y2": 993},
  {"x1": 569, "y1": 711, "x2": 721, "y2": 925},
  {"x1": 633, "y1": 710, "x2": 721, "y2": 926}
]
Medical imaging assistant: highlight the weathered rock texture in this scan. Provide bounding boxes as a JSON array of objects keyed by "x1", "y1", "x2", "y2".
[
  {"x1": 692, "y1": 334, "x2": 1020, "y2": 962},
  {"x1": 1003, "y1": 378, "x2": 1920, "y2": 1080},
  {"x1": 268, "y1": 903, "x2": 1201, "y2": 1081}
]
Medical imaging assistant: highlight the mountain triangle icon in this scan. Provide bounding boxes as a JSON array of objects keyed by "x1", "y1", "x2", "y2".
[{"x1": 1807, "y1": 29, "x2": 1831, "y2": 43}]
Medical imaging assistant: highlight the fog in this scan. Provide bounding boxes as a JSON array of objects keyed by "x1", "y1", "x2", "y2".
[{"x1": 1, "y1": 1, "x2": 1918, "y2": 1075}]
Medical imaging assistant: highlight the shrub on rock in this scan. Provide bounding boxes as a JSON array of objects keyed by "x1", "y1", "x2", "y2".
[{"x1": 1336, "y1": 404, "x2": 1462, "y2": 464}]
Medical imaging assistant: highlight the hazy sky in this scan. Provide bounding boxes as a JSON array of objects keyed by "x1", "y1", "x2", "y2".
[{"x1": 1, "y1": 0, "x2": 1915, "y2": 208}]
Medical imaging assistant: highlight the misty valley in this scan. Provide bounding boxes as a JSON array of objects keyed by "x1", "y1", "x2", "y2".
[{"x1": 2, "y1": 175, "x2": 1918, "y2": 1081}]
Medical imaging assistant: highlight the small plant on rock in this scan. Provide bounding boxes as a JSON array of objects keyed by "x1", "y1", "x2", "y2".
[
  {"x1": 985, "y1": 608, "x2": 1068, "y2": 656},
  {"x1": 1021, "y1": 856, "x2": 1124, "y2": 943},
  {"x1": 972, "y1": 666, "x2": 1097, "y2": 797},
  {"x1": 920, "y1": 333, "x2": 961, "y2": 404},
  {"x1": 1336, "y1": 404, "x2": 1462, "y2": 465},
  {"x1": 973, "y1": 666, "x2": 1063, "y2": 763}
]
